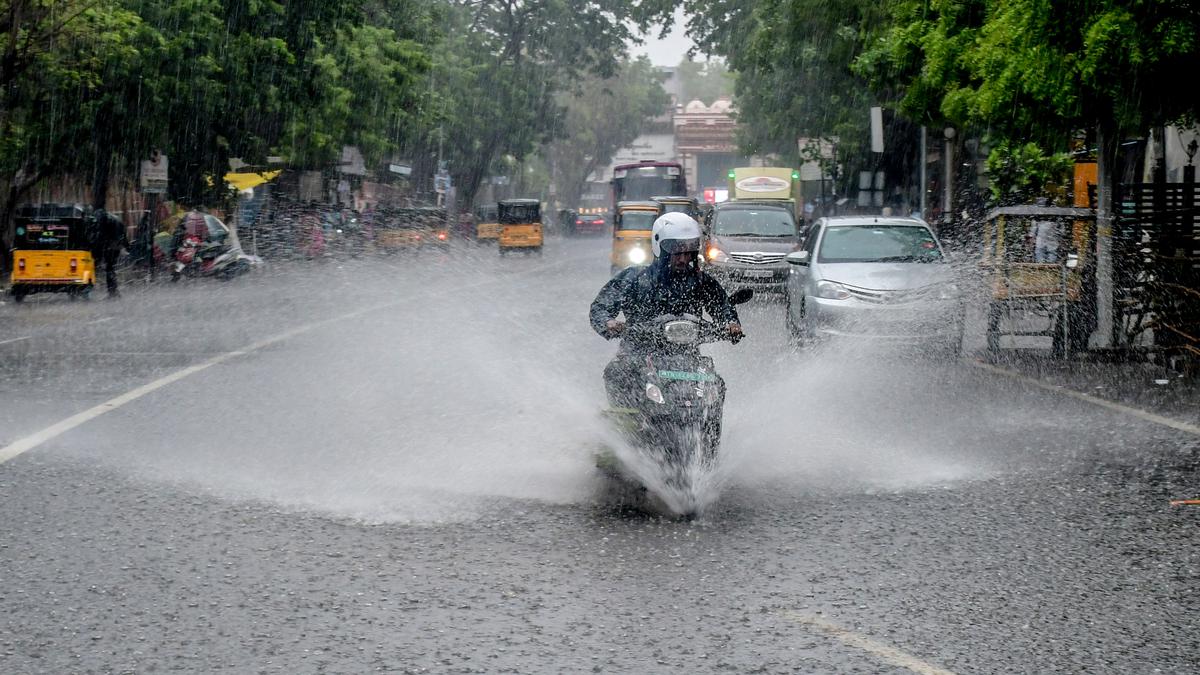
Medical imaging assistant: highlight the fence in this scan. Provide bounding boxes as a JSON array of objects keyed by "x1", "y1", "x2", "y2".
[{"x1": 1115, "y1": 179, "x2": 1200, "y2": 365}]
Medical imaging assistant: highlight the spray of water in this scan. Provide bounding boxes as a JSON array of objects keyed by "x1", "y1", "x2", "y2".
[
  {"x1": 41, "y1": 246, "x2": 1000, "y2": 524},
  {"x1": 597, "y1": 418, "x2": 735, "y2": 518}
]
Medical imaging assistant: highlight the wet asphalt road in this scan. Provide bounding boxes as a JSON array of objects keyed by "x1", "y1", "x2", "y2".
[{"x1": 1, "y1": 237, "x2": 1198, "y2": 674}]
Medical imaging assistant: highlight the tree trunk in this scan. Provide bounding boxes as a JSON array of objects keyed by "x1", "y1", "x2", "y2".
[{"x1": 0, "y1": 165, "x2": 51, "y2": 277}]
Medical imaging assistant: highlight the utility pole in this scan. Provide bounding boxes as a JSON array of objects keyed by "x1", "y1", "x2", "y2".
[
  {"x1": 943, "y1": 127, "x2": 956, "y2": 233},
  {"x1": 919, "y1": 127, "x2": 928, "y2": 219}
]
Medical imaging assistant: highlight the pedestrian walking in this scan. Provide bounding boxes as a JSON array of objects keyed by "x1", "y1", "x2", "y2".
[{"x1": 91, "y1": 208, "x2": 128, "y2": 298}]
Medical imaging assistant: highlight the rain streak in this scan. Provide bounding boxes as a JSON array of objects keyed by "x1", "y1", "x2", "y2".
[{"x1": 1, "y1": 1, "x2": 1198, "y2": 673}]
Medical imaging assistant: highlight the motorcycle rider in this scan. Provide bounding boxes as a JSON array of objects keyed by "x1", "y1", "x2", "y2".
[{"x1": 589, "y1": 212, "x2": 743, "y2": 406}]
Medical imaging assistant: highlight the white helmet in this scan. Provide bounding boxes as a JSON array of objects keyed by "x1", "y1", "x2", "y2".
[{"x1": 651, "y1": 212, "x2": 702, "y2": 258}]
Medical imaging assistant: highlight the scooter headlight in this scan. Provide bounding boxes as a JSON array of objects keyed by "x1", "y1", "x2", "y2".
[
  {"x1": 628, "y1": 247, "x2": 648, "y2": 264},
  {"x1": 645, "y1": 383, "x2": 665, "y2": 405}
]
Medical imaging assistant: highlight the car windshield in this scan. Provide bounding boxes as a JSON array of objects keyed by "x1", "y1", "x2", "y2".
[
  {"x1": 499, "y1": 204, "x2": 539, "y2": 224},
  {"x1": 660, "y1": 202, "x2": 694, "y2": 215},
  {"x1": 818, "y1": 225, "x2": 942, "y2": 263},
  {"x1": 713, "y1": 208, "x2": 795, "y2": 237},
  {"x1": 618, "y1": 210, "x2": 657, "y2": 230}
]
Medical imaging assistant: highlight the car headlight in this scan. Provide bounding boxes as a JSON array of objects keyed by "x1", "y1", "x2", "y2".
[
  {"x1": 815, "y1": 280, "x2": 852, "y2": 300},
  {"x1": 645, "y1": 383, "x2": 665, "y2": 404},
  {"x1": 628, "y1": 247, "x2": 648, "y2": 264},
  {"x1": 706, "y1": 245, "x2": 729, "y2": 263}
]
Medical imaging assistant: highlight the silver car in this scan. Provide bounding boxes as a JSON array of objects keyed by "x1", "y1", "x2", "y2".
[
  {"x1": 701, "y1": 202, "x2": 799, "y2": 292},
  {"x1": 784, "y1": 216, "x2": 962, "y2": 351}
]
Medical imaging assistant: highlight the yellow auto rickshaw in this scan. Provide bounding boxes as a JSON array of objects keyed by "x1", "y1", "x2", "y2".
[
  {"x1": 8, "y1": 203, "x2": 96, "y2": 303},
  {"x1": 982, "y1": 205, "x2": 1096, "y2": 357},
  {"x1": 498, "y1": 199, "x2": 544, "y2": 255},
  {"x1": 475, "y1": 204, "x2": 501, "y2": 243},
  {"x1": 374, "y1": 206, "x2": 449, "y2": 253},
  {"x1": 652, "y1": 195, "x2": 701, "y2": 220},
  {"x1": 610, "y1": 200, "x2": 661, "y2": 274}
]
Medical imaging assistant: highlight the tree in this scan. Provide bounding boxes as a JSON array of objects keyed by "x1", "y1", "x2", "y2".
[
  {"x1": 546, "y1": 57, "x2": 669, "y2": 209},
  {"x1": 860, "y1": 0, "x2": 1200, "y2": 344},
  {"x1": 0, "y1": 0, "x2": 143, "y2": 255},
  {"x1": 685, "y1": 0, "x2": 894, "y2": 195},
  {"x1": 408, "y1": 0, "x2": 677, "y2": 209},
  {"x1": 675, "y1": 57, "x2": 732, "y2": 105}
]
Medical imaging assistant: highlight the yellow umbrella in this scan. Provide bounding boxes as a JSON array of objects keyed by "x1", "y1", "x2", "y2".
[{"x1": 224, "y1": 170, "x2": 282, "y2": 191}]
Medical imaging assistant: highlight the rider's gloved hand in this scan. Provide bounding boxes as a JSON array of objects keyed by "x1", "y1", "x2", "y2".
[
  {"x1": 728, "y1": 322, "x2": 744, "y2": 344},
  {"x1": 605, "y1": 319, "x2": 626, "y2": 339}
]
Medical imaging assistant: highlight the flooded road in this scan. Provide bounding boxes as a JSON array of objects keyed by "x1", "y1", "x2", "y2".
[{"x1": 2, "y1": 237, "x2": 1197, "y2": 673}]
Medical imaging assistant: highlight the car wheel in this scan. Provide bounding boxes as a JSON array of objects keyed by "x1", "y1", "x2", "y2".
[
  {"x1": 11, "y1": 287, "x2": 25, "y2": 303},
  {"x1": 784, "y1": 294, "x2": 806, "y2": 344}
]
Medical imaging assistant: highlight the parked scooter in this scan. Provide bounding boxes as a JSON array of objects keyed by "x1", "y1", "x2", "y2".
[{"x1": 168, "y1": 211, "x2": 263, "y2": 281}]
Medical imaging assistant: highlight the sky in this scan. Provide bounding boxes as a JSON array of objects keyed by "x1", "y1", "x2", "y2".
[{"x1": 631, "y1": 7, "x2": 696, "y2": 67}]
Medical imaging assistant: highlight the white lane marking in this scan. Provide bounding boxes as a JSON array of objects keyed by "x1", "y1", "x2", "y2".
[
  {"x1": 0, "y1": 336, "x2": 32, "y2": 346},
  {"x1": 969, "y1": 360, "x2": 1200, "y2": 437},
  {"x1": 87, "y1": 317, "x2": 114, "y2": 325},
  {"x1": 781, "y1": 611, "x2": 956, "y2": 675},
  {"x1": 0, "y1": 253, "x2": 586, "y2": 465}
]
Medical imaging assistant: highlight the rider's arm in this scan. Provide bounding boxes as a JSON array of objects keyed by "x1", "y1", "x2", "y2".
[
  {"x1": 589, "y1": 271, "x2": 633, "y2": 338},
  {"x1": 699, "y1": 273, "x2": 739, "y2": 326}
]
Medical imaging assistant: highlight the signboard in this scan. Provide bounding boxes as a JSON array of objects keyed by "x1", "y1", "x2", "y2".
[
  {"x1": 434, "y1": 172, "x2": 452, "y2": 194},
  {"x1": 870, "y1": 106, "x2": 885, "y2": 153},
  {"x1": 729, "y1": 167, "x2": 795, "y2": 201},
  {"x1": 389, "y1": 163, "x2": 412, "y2": 176},
  {"x1": 735, "y1": 176, "x2": 791, "y2": 193},
  {"x1": 140, "y1": 152, "x2": 169, "y2": 194}
]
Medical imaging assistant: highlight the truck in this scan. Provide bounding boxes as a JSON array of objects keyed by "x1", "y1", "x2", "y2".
[{"x1": 726, "y1": 167, "x2": 801, "y2": 219}]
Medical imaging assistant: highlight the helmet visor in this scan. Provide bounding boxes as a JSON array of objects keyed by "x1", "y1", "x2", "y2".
[{"x1": 659, "y1": 237, "x2": 701, "y2": 256}]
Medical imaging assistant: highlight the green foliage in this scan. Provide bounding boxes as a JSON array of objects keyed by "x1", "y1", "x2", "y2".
[
  {"x1": 546, "y1": 57, "x2": 670, "y2": 208},
  {"x1": 675, "y1": 58, "x2": 733, "y2": 105},
  {"x1": 685, "y1": 0, "x2": 894, "y2": 193},
  {"x1": 984, "y1": 140, "x2": 1074, "y2": 204},
  {"x1": 409, "y1": 0, "x2": 676, "y2": 207},
  {"x1": 862, "y1": 0, "x2": 1200, "y2": 151},
  {"x1": 0, "y1": 0, "x2": 438, "y2": 209},
  {"x1": 0, "y1": 0, "x2": 677, "y2": 224}
]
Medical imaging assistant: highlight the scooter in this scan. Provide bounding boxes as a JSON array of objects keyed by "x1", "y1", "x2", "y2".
[
  {"x1": 598, "y1": 289, "x2": 752, "y2": 505},
  {"x1": 171, "y1": 233, "x2": 262, "y2": 281}
]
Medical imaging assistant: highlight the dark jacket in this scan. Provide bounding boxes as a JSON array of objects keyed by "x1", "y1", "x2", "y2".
[
  {"x1": 590, "y1": 258, "x2": 739, "y2": 345},
  {"x1": 90, "y1": 209, "x2": 128, "y2": 254}
]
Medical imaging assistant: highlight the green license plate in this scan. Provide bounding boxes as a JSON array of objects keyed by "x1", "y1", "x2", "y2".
[{"x1": 657, "y1": 370, "x2": 717, "y2": 382}]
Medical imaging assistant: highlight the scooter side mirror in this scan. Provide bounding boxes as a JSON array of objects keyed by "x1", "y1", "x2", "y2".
[{"x1": 729, "y1": 288, "x2": 753, "y2": 305}]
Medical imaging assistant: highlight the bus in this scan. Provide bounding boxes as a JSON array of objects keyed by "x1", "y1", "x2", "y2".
[{"x1": 611, "y1": 161, "x2": 686, "y2": 212}]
